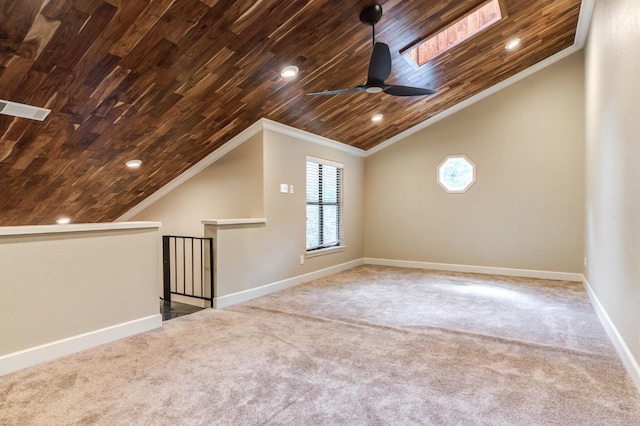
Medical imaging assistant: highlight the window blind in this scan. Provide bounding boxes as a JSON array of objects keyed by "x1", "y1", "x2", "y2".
[{"x1": 306, "y1": 158, "x2": 343, "y2": 251}]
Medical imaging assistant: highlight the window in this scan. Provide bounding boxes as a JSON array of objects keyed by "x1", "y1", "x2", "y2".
[
  {"x1": 306, "y1": 157, "x2": 343, "y2": 252},
  {"x1": 403, "y1": 0, "x2": 503, "y2": 67},
  {"x1": 438, "y1": 155, "x2": 476, "y2": 193}
]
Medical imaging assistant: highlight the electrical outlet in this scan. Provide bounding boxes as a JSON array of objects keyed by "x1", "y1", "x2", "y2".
[{"x1": 299, "y1": 254, "x2": 305, "y2": 265}]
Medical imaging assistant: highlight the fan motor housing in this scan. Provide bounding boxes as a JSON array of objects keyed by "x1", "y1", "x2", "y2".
[{"x1": 359, "y1": 4, "x2": 383, "y2": 26}]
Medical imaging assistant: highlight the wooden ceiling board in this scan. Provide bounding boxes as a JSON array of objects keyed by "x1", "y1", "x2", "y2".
[{"x1": 0, "y1": 0, "x2": 581, "y2": 225}]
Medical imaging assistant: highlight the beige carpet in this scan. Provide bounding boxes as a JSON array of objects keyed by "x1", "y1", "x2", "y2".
[{"x1": 1, "y1": 265, "x2": 639, "y2": 425}]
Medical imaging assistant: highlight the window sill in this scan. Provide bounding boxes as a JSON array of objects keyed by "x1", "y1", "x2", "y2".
[{"x1": 306, "y1": 245, "x2": 346, "y2": 258}]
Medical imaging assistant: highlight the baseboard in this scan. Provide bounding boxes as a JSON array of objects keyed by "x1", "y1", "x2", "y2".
[
  {"x1": 0, "y1": 314, "x2": 162, "y2": 377},
  {"x1": 214, "y1": 259, "x2": 365, "y2": 308},
  {"x1": 170, "y1": 294, "x2": 207, "y2": 308},
  {"x1": 215, "y1": 258, "x2": 582, "y2": 309},
  {"x1": 363, "y1": 258, "x2": 584, "y2": 282},
  {"x1": 583, "y1": 277, "x2": 640, "y2": 392}
]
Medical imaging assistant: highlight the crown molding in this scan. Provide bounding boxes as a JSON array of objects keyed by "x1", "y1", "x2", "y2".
[
  {"x1": 117, "y1": 118, "x2": 364, "y2": 221},
  {"x1": 117, "y1": 120, "x2": 264, "y2": 221},
  {"x1": 365, "y1": 0, "x2": 595, "y2": 157},
  {"x1": 575, "y1": 0, "x2": 596, "y2": 47},
  {"x1": 117, "y1": 1, "x2": 595, "y2": 220},
  {"x1": 261, "y1": 118, "x2": 365, "y2": 157}
]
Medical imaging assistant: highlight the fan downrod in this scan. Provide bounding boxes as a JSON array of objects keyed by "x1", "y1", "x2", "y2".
[
  {"x1": 306, "y1": 2, "x2": 437, "y2": 98},
  {"x1": 360, "y1": 4, "x2": 383, "y2": 46}
]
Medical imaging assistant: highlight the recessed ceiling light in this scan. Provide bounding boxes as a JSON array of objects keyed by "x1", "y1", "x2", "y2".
[
  {"x1": 56, "y1": 217, "x2": 71, "y2": 225},
  {"x1": 371, "y1": 113, "x2": 384, "y2": 122},
  {"x1": 126, "y1": 159, "x2": 142, "y2": 168},
  {"x1": 280, "y1": 65, "x2": 299, "y2": 78},
  {"x1": 505, "y1": 38, "x2": 521, "y2": 50}
]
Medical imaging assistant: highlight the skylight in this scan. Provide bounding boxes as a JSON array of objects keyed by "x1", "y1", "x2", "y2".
[{"x1": 405, "y1": 0, "x2": 503, "y2": 67}]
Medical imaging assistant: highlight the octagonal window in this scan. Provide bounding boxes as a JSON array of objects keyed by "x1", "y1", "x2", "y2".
[{"x1": 438, "y1": 155, "x2": 476, "y2": 193}]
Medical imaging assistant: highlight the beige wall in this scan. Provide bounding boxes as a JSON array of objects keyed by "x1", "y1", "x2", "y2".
[
  {"x1": 135, "y1": 127, "x2": 365, "y2": 299},
  {"x1": 209, "y1": 129, "x2": 365, "y2": 297},
  {"x1": 237, "y1": 129, "x2": 364, "y2": 292},
  {"x1": 364, "y1": 52, "x2": 585, "y2": 273},
  {"x1": 585, "y1": 0, "x2": 640, "y2": 362},
  {"x1": 0, "y1": 226, "x2": 159, "y2": 356},
  {"x1": 132, "y1": 132, "x2": 264, "y2": 237}
]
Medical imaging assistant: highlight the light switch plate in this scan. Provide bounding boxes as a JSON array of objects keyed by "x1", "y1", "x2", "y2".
[
  {"x1": 280, "y1": 184, "x2": 288, "y2": 193},
  {"x1": 289, "y1": 185, "x2": 294, "y2": 193}
]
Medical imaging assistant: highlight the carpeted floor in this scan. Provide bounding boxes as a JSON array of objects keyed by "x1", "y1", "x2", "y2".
[{"x1": 1, "y1": 265, "x2": 639, "y2": 425}]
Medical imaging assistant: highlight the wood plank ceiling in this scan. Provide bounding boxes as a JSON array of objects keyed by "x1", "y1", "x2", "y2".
[{"x1": 0, "y1": 0, "x2": 581, "y2": 226}]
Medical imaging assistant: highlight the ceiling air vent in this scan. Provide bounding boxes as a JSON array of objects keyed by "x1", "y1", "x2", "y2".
[{"x1": 0, "y1": 99, "x2": 51, "y2": 121}]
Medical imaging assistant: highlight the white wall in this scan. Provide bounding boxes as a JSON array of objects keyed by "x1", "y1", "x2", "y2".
[
  {"x1": 584, "y1": 0, "x2": 640, "y2": 365},
  {"x1": 364, "y1": 52, "x2": 585, "y2": 274}
]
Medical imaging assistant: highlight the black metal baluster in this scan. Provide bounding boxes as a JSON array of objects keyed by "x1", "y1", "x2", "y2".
[
  {"x1": 161, "y1": 236, "x2": 215, "y2": 308},
  {"x1": 209, "y1": 238, "x2": 214, "y2": 302},
  {"x1": 191, "y1": 237, "x2": 195, "y2": 297},
  {"x1": 162, "y1": 236, "x2": 171, "y2": 303},
  {"x1": 200, "y1": 238, "x2": 204, "y2": 299}
]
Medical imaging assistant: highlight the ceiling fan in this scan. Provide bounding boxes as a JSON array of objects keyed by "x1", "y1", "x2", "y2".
[{"x1": 307, "y1": 4, "x2": 437, "y2": 97}]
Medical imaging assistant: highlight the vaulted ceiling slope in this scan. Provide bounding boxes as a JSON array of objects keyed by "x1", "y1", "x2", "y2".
[{"x1": 0, "y1": 0, "x2": 581, "y2": 226}]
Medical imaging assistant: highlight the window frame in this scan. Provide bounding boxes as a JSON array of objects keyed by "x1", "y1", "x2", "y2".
[
  {"x1": 305, "y1": 156, "x2": 344, "y2": 256},
  {"x1": 437, "y1": 154, "x2": 476, "y2": 194}
]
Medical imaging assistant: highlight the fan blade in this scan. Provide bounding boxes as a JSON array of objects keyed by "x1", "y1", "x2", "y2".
[
  {"x1": 384, "y1": 85, "x2": 437, "y2": 96},
  {"x1": 307, "y1": 87, "x2": 364, "y2": 96},
  {"x1": 367, "y1": 42, "x2": 391, "y2": 83}
]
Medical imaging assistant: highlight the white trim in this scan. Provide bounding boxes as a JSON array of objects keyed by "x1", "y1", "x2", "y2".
[
  {"x1": 365, "y1": 44, "x2": 582, "y2": 156},
  {"x1": 575, "y1": 0, "x2": 596, "y2": 47},
  {"x1": 0, "y1": 221, "x2": 161, "y2": 237},
  {"x1": 364, "y1": 258, "x2": 583, "y2": 282},
  {"x1": 117, "y1": 118, "x2": 365, "y2": 222},
  {"x1": 306, "y1": 155, "x2": 344, "y2": 169},
  {"x1": 214, "y1": 259, "x2": 364, "y2": 308},
  {"x1": 215, "y1": 258, "x2": 584, "y2": 310},
  {"x1": 262, "y1": 119, "x2": 365, "y2": 157},
  {"x1": 116, "y1": 120, "x2": 265, "y2": 221},
  {"x1": 583, "y1": 277, "x2": 640, "y2": 392},
  {"x1": 437, "y1": 155, "x2": 476, "y2": 194},
  {"x1": 0, "y1": 314, "x2": 162, "y2": 377},
  {"x1": 112, "y1": 3, "x2": 596, "y2": 222},
  {"x1": 306, "y1": 245, "x2": 346, "y2": 258},
  {"x1": 365, "y1": 1, "x2": 596, "y2": 158},
  {"x1": 202, "y1": 218, "x2": 267, "y2": 226}
]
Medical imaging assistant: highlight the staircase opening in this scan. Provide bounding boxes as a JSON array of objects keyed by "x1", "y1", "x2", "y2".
[{"x1": 161, "y1": 235, "x2": 214, "y2": 320}]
